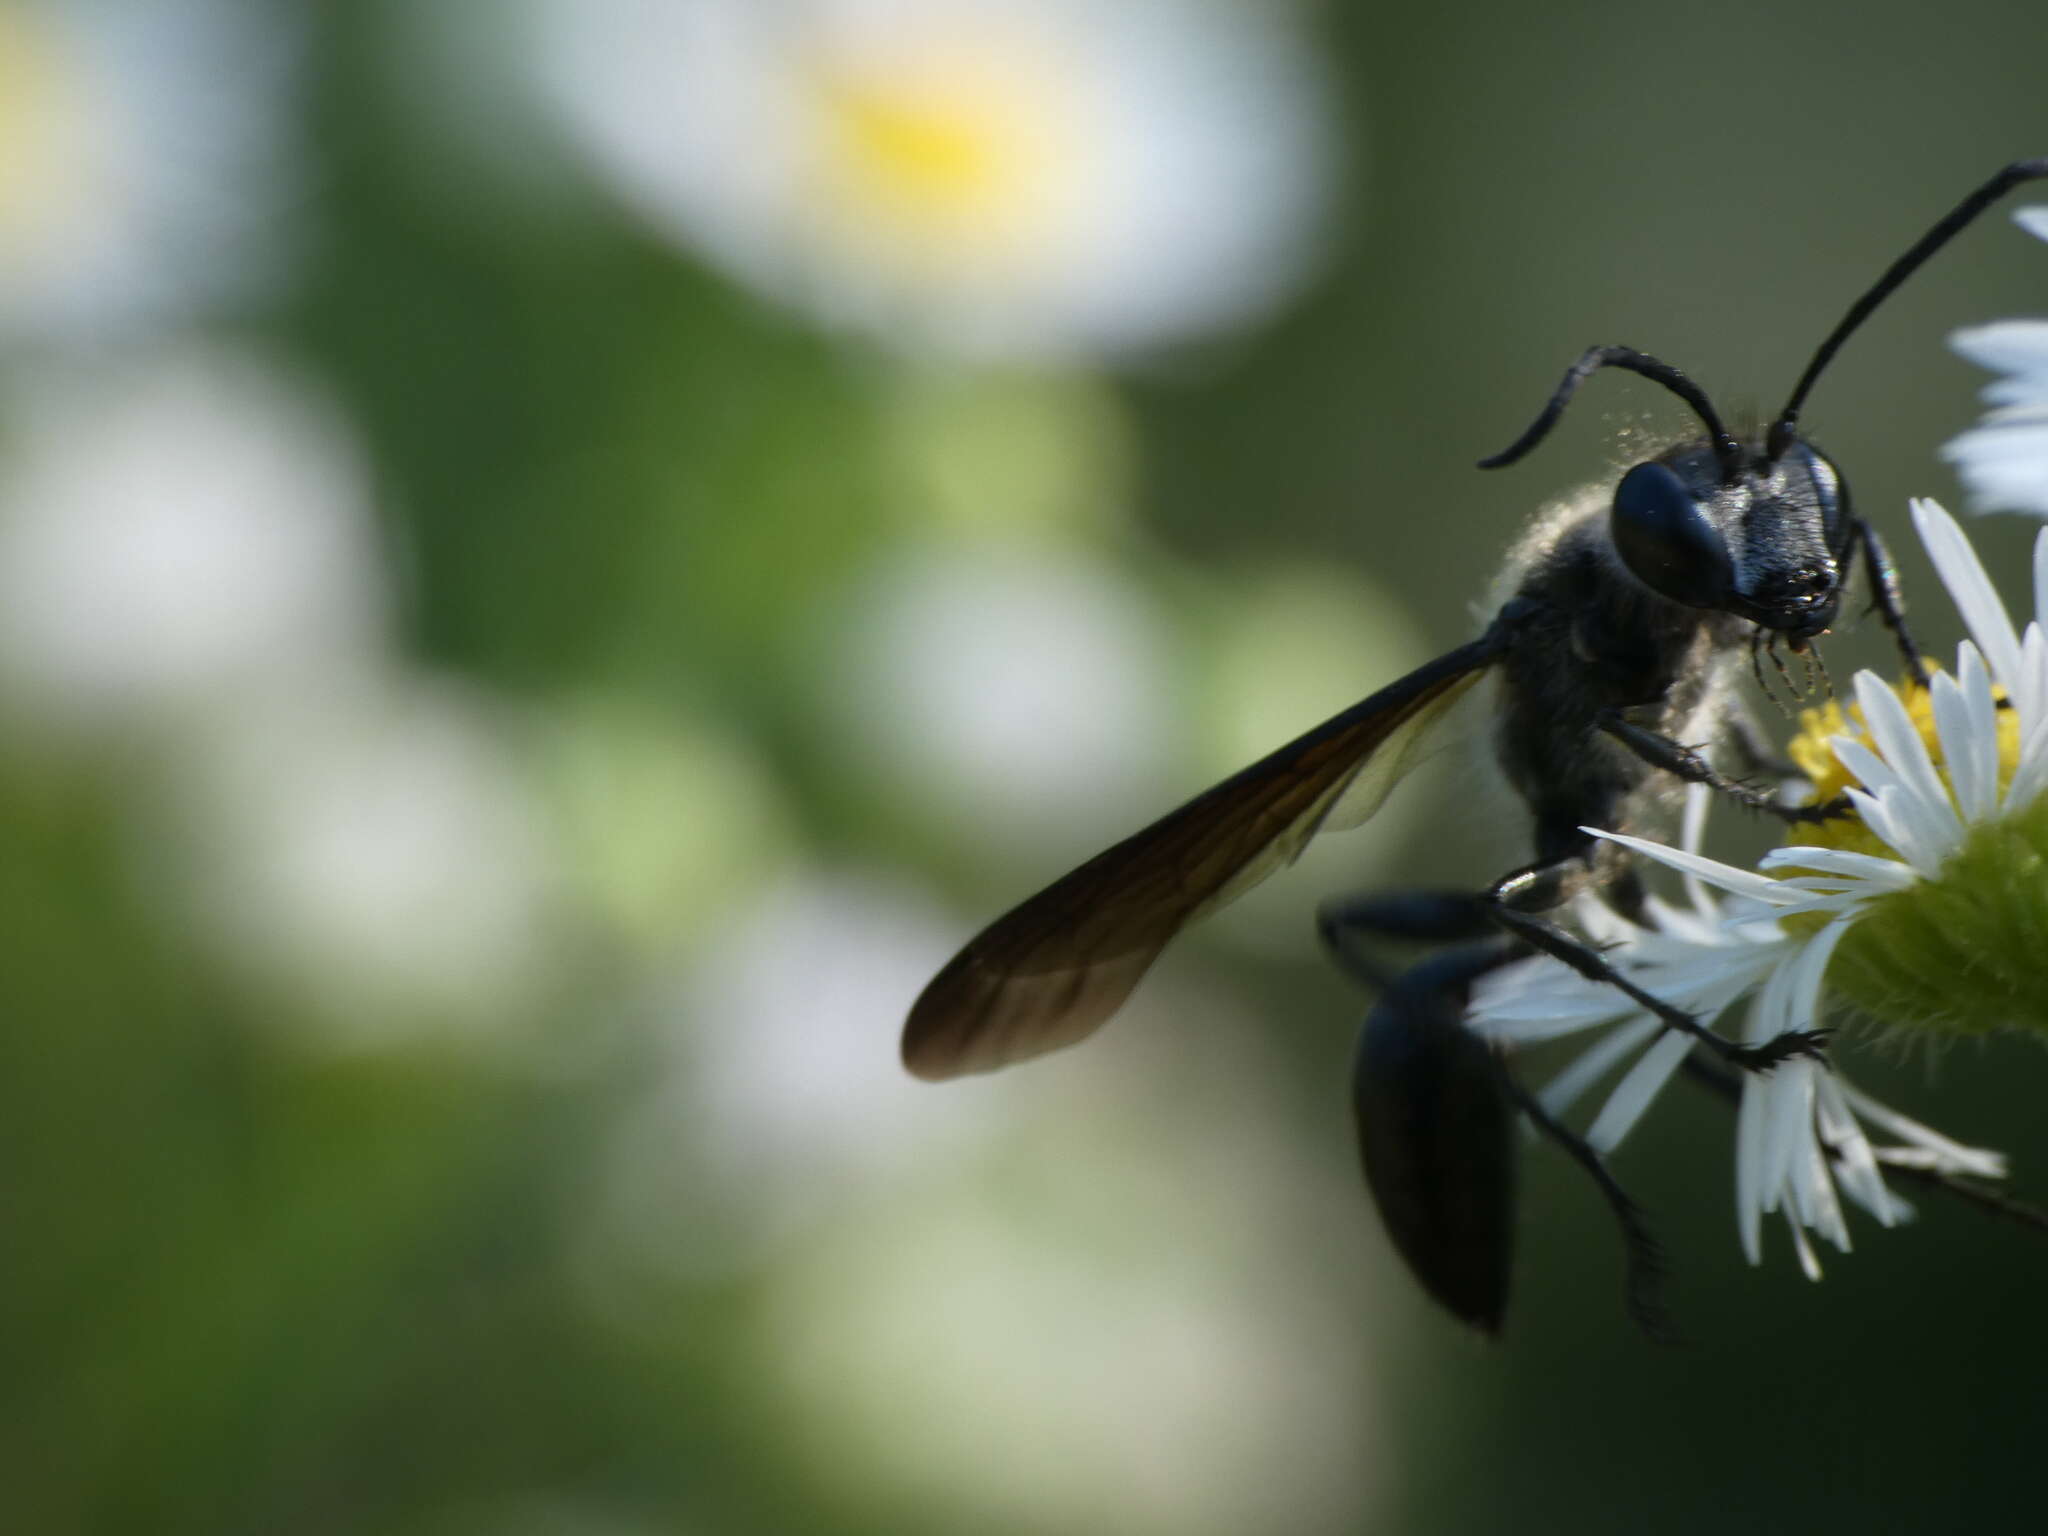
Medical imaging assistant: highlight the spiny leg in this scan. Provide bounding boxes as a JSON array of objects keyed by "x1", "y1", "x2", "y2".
[
  {"x1": 1851, "y1": 516, "x2": 1930, "y2": 684},
  {"x1": 1322, "y1": 855, "x2": 1827, "y2": 1074},
  {"x1": 1484, "y1": 850, "x2": 1830, "y2": 1072},
  {"x1": 1491, "y1": 1056, "x2": 1673, "y2": 1340},
  {"x1": 1318, "y1": 889, "x2": 1492, "y2": 987},
  {"x1": 1721, "y1": 693, "x2": 1805, "y2": 782},
  {"x1": 1597, "y1": 709, "x2": 1853, "y2": 825}
]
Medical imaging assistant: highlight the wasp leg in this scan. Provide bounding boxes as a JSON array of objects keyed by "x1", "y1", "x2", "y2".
[
  {"x1": 1721, "y1": 694, "x2": 1804, "y2": 781},
  {"x1": 1597, "y1": 710, "x2": 1852, "y2": 825},
  {"x1": 1851, "y1": 516, "x2": 1930, "y2": 684},
  {"x1": 1482, "y1": 853, "x2": 1830, "y2": 1072},
  {"x1": 1490, "y1": 1055, "x2": 1672, "y2": 1340},
  {"x1": 1317, "y1": 890, "x2": 1491, "y2": 985},
  {"x1": 1321, "y1": 861, "x2": 1827, "y2": 1074},
  {"x1": 1321, "y1": 874, "x2": 1796, "y2": 1069}
]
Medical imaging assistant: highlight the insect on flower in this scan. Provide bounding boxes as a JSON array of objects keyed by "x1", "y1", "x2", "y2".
[
  {"x1": 902, "y1": 160, "x2": 2048, "y2": 1335},
  {"x1": 1470, "y1": 497, "x2": 2048, "y2": 1284}
]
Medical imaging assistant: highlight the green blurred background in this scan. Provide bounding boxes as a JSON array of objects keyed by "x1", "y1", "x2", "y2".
[{"x1": 4, "y1": 1, "x2": 2047, "y2": 1532}]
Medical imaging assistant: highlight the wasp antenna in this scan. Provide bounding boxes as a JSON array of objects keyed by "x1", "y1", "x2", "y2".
[
  {"x1": 1768, "y1": 158, "x2": 2048, "y2": 459},
  {"x1": 1480, "y1": 345, "x2": 1744, "y2": 482}
]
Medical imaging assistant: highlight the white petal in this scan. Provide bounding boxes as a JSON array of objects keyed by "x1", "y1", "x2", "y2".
[
  {"x1": 1759, "y1": 844, "x2": 1919, "y2": 891},
  {"x1": 1680, "y1": 782, "x2": 1720, "y2": 918},
  {"x1": 1814, "y1": 1073, "x2": 1900, "y2": 1227},
  {"x1": 2004, "y1": 709, "x2": 2048, "y2": 813},
  {"x1": 1945, "y1": 419, "x2": 2048, "y2": 516},
  {"x1": 1932, "y1": 649, "x2": 1998, "y2": 824},
  {"x1": 1736, "y1": 1074, "x2": 1766, "y2": 1264},
  {"x1": 1537, "y1": 1015, "x2": 1661, "y2": 1120},
  {"x1": 1759, "y1": 1061, "x2": 1818, "y2": 1208},
  {"x1": 2013, "y1": 618, "x2": 2048, "y2": 806},
  {"x1": 1855, "y1": 671, "x2": 1963, "y2": 849},
  {"x1": 1743, "y1": 934, "x2": 1795, "y2": 1044},
  {"x1": 1751, "y1": 894, "x2": 1872, "y2": 923},
  {"x1": 1785, "y1": 917, "x2": 1852, "y2": 1036},
  {"x1": 1787, "y1": 1211, "x2": 1824, "y2": 1281},
  {"x1": 1913, "y1": 499, "x2": 2025, "y2": 690},
  {"x1": 1468, "y1": 960, "x2": 1641, "y2": 1038},
  {"x1": 1839, "y1": 1085, "x2": 2009, "y2": 1179},
  {"x1": 2016, "y1": 207, "x2": 2048, "y2": 245},
  {"x1": 1830, "y1": 735, "x2": 1908, "y2": 802},
  {"x1": 1639, "y1": 892, "x2": 1724, "y2": 947},
  {"x1": 1586, "y1": 828, "x2": 1795, "y2": 905},
  {"x1": 1586, "y1": 1028, "x2": 1694, "y2": 1153},
  {"x1": 1844, "y1": 784, "x2": 1948, "y2": 879},
  {"x1": 1575, "y1": 893, "x2": 1638, "y2": 945},
  {"x1": 2034, "y1": 528, "x2": 2048, "y2": 640},
  {"x1": 1950, "y1": 319, "x2": 2048, "y2": 382},
  {"x1": 1792, "y1": 1135, "x2": 1851, "y2": 1254},
  {"x1": 2024, "y1": 621, "x2": 2048, "y2": 753},
  {"x1": 1472, "y1": 1001, "x2": 1638, "y2": 1041}
]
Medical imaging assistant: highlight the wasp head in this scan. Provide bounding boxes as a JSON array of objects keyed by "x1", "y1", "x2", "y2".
[{"x1": 1610, "y1": 438, "x2": 1848, "y2": 646}]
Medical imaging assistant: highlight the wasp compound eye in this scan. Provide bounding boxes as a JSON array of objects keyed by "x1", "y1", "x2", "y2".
[{"x1": 1610, "y1": 461, "x2": 1735, "y2": 609}]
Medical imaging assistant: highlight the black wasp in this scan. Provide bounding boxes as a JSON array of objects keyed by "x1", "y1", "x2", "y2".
[{"x1": 902, "y1": 159, "x2": 2048, "y2": 1334}]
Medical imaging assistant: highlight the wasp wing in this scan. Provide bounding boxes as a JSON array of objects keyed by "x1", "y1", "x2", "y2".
[{"x1": 902, "y1": 633, "x2": 1503, "y2": 1080}]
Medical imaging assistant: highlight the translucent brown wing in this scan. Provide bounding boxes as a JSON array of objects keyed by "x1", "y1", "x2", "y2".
[{"x1": 902, "y1": 633, "x2": 1503, "y2": 1080}]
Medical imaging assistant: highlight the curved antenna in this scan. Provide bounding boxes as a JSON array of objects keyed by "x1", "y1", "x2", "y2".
[
  {"x1": 1478, "y1": 344, "x2": 1744, "y2": 483},
  {"x1": 1767, "y1": 157, "x2": 2048, "y2": 459}
]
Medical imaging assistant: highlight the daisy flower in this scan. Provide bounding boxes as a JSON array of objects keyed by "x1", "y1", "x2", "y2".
[
  {"x1": 0, "y1": 0, "x2": 297, "y2": 339},
  {"x1": 529, "y1": 0, "x2": 1338, "y2": 363},
  {"x1": 0, "y1": 345, "x2": 391, "y2": 735},
  {"x1": 1942, "y1": 207, "x2": 2048, "y2": 517},
  {"x1": 1469, "y1": 497, "x2": 2045, "y2": 1274}
]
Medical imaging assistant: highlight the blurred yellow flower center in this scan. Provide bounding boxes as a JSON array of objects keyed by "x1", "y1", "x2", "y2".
[
  {"x1": 0, "y1": 5, "x2": 76, "y2": 252},
  {"x1": 813, "y1": 57, "x2": 1056, "y2": 269}
]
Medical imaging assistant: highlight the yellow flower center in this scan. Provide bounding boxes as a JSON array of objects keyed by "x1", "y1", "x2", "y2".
[
  {"x1": 0, "y1": 5, "x2": 80, "y2": 257},
  {"x1": 1781, "y1": 673, "x2": 2022, "y2": 860},
  {"x1": 1775, "y1": 671, "x2": 2048, "y2": 1040},
  {"x1": 810, "y1": 45, "x2": 1062, "y2": 276}
]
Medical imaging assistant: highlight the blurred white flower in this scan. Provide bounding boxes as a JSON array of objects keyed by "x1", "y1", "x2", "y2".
[
  {"x1": 0, "y1": 0, "x2": 296, "y2": 337},
  {"x1": 1942, "y1": 207, "x2": 2048, "y2": 517},
  {"x1": 160, "y1": 679, "x2": 563, "y2": 1046},
  {"x1": 752, "y1": 1019, "x2": 1386, "y2": 1536},
  {"x1": 825, "y1": 541, "x2": 1173, "y2": 854},
  {"x1": 0, "y1": 347, "x2": 390, "y2": 739},
  {"x1": 582, "y1": 864, "x2": 1387, "y2": 1530},
  {"x1": 0, "y1": 343, "x2": 572, "y2": 1049},
  {"x1": 590, "y1": 866, "x2": 1009, "y2": 1280},
  {"x1": 533, "y1": 0, "x2": 1340, "y2": 361}
]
